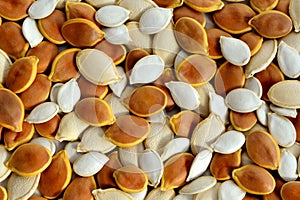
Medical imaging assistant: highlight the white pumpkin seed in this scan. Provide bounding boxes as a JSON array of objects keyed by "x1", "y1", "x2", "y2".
[
  {"x1": 225, "y1": 88, "x2": 263, "y2": 113},
  {"x1": 245, "y1": 39, "x2": 277, "y2": 78},
  {"x1": 268, "y1": 80, "x2": 300, "y2": 109},
  {"x1": 77, "y1": 126, "x2": 116, "y2": 153},
  {"x1": 160, "y1": 137, "x2": 190, "y2": 162},
  {"x1": 147, "y1": 110, "x2": 166, "y2": 125},
  {"x1": 56, "y1": 0, "x2": 81, "y2": 9},
  {"x1": 173, "y1": 194, "x2": 193, "y2": 200},
  {"x1": 219, "y1": 36, "x2": 251, "y2": 66},
  {"x1": 298, "y1": 155, "x2": 300, "y2": 177},
  {"x1": 0, "y1": 49, "x2": 12, "y2": 84},
  {"x1": 270, "y1": 104, "x2": 298, "y2": 118},
  {"x1": 139, "y1": 7, "x2": 173, "y2": 34},
  {"x1": 209, "y1": 92, "x2": 229, "y2": 124},
  {"x1": 289, "y1": 0, "x2": 300, "y2": 32},
  {"x1": 129, "y1": 188, "x2": 148, "y2": 200},
  {"x1": 194, "y1": 182, "x2": 220, "y2": 200},
  {"x1": 277, "y1": 41, "x2": 300, "y2": 78},
  {"x1": 244, "y1": 123, "x2": 268, "y2": 136},
  {"x1": 174, "y1": 50, "x2": 189, "y2": 71},
  {"x1": 212, "y1": 130, "x2": 245, "y2": 154},
  {"x1": 241, "y1": 151, "x2": 254, "y2": 166},
  {"x1": 268, "y1": 112, "x2": 296, "y2": 147},
  {"x1": 179, "y1": 176, "x2": 217, "y2": 195},
  {"x1": 153, "y1": 23, "x2": 180, "y2": 67},
  {"x1": 73, "y1": 152, "x2": 109, "y2": 177},
  {"x1": 244, "y1": 77, "x2": 263, "y2": 98},
  {"x1": 165, "y1": 81, "x2": 200, "y2": 110},
  {"x1": 65, "y1": 141, "x2": 83, "y2": 163},
  {"x1": 104, "y1": 93, "x2": 129, "y2": 117},
  {"x1": 103, "y1": 25, "x2": 132, "y2": 45},
  {"x1": 109, "y1": 67, "x2": 127, "y2": 97},
  {"x1": 138, "y1": 149, "x2": 163, "y2": 187},
  {"x1": 280, "y1": 32, "x2": 300, "y2": 53},
  {"x1": 28, "y1": 0, "x2": 58, "y2": 19},
  {"x1": 22, "y1": 17, "x2": 43, "y2": 48},
  {"x1": 256, "y1": 101, "x2": 269, "y2": 126},
  {"x1": 95, "y1": 5, "x2": 130, "y2": 27},
  {"x1": 286, "y1": 143, "x2": 300, "y2": 158},
  {"x1": 76, "y1": 49, "x2": 121, "y2": 85},
  {"x1": 118, "y1": 0, "x2": 157, "y2": 21},
  {"x1": 30, "y1": 137, "x2": 56, "y2": 156},
  {"x1": 278, "y1": 149, "x2": 298, "y2": 181},
  {"x1": 55, "y1": 112, "x2": 89, "y2": 142},
  {"x1": 218, "y1": 180, "x2": 246, "y2": 200},
  {"x1": 119, "y1": 143, "x2": 144, "y2": 167},
  {"x1": 7, "y1": 173, "x2": 40, "y2": 200},
  {"x1": 86, "y1": 0, "x2": 116, "y2": 8},
  {"x1": 93, "y1": 188, "x2": 134, "y2": 200},
  {"x1": 57, "y1": 78, "x2": 81, "y2": 113},
  {"x1": 191, "y1": 113, "x2": 225, "y2": 154},
  {"x1": 125, "y1": 22, "x2": 153, "y2": 52},
  {"x1": 145, "y1": 187, "x2": 175, "y2": 200},
  {"x1": 186, "y1": 149, "x2": 212, "y2": 182},
  {"x1": 25, "y1": 102, "x2": 59, "y2": 124},
  {"x1": 0, "y1": 145, "x2": 11, "y2": 182},
  {"x1": 194, "y1": 82, "x2": 215, "y2": 118},
  {"x1": 50, "y1": 82, "x2": 63, "y2": 104},
  {"x1": 129, "y1": 55, "x2": 164, "y2": 85}
]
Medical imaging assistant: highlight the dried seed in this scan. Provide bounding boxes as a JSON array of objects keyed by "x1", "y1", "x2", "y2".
[
  {"x1": 65, "y1": 1, "x2": 98, "y2": 24},
  {"x1": 289, "y1": 0, "x2": 300, "y2": 32},
  {"x1": 0, "y1": 49, "x2": 12, "y2": 84},
  {"x1": 212, "y1": 130, "x2": 245, "y2": 154},
  {"x1": 161, "y1": 137, "x2": 190, "y2": 162},
  {"x1": 194, "y1": 182, "x2": 220, "y2": 200},
  {"x1": 63, "y1": 176, "x2": 96, "y2": 200},
  {"x1": 0, "y1": 145, "x2": 11, "y2": 182},
  {"x1": 6, "y1": 143, "x2": 52, "y2": 177},
  {"x1": 73, "y1": 152, "x2": 109, "y2": 177},
  {"x1": 34, "y1": 114, "x2": 59, "y2": 139},
  {"x1": 7, "y1": 173, "x2": 40, "y2": 200},
  {"x1": 78, "y1": 76, "x2": 108, "y2": 99},
  {"x1": 174, "y1": 50, "x2": 189, "y2": 71},
  {"x1": 30, "y1": 137, "x2": 56, "y2": 156},
  {"x1": 218, "y1": 180, "x2": 246, "y2": 200},
  {"x1": 25, "y1": 102, "x2": 59, "y2": 124},
  {"x1": 57, "y1": 79, "x2": 80, "y2": 113},
  {"x1": 179, "y1": 176, "x2": 217, "y2": 195},
  {"x1": 220, "y1": 36, "x2": 251, "y2": 66},
  {"x1": 230, "y1": 111, "x2": 257, "y2": 132},
  {"x1": 250, "y1": 0, "x2": 278, "y2": 12},
  {"x1": 0, "y1": 0, "x2": 33, "y2": 21},
  {"x1": 139, "y1": 7, "x2": 173, "y2": 34},
  {"x1": 93, "y1": 188, "x2": 134, "y2": 200},
  {"x1": 118, "y1": 0, "x2": 157, "y2": 21},
  {"x1": 239, "y1": 32, "x2": 263, "y2": 56},
  {"x1": 125, "y1": 22, "x2": 152, "y2": 52},
  {"x1": 125, "y1": 48, "x2": 150, "y2": 75},
  {"x1": 244, "y1": 77, "x2": 263, "y2": 98},
  {"x1": 270, "y1": 104, "x2": 298, "y2": 118},
  {"x1": 85, "y1": 0, "x2": 116, "y2": 8},
  {"x1": 246, "y1": 130, "x2": 280, "y2": 170},
  {"x1": 145, "y1": 187, "x2": 175, "y2": 200},
  {"x1": 209, "y1": 92, "x2": 229, "y2": 124},
  {"x1": 153, "y1": 0, "x2": 183, "y2": 8},
  {"x1": 184, "y1": 0, "x2": 224, "y2": 12},
  {"x1": 278, "y1": 149, "x2": 298, "y2": 181},
  {"x1": 0, "y1": 186, "x2": 7, "y2": 200},
  {"x1": 280, "y1": 181, "x2": 300, "y2": 200},
  {"x1": 104, "y1": 93, "x2": 129, "y2": 117},
  {"x1": 108, "y1": 67, "x2": 127, "y2": 98},
  {"x1": 232, "y1": 164, "x2": 276, "y2": 195},
  {"x1": 65, "y1": 141, "x2": 83, "y2": 163},
  {"x1": 95, "y1": 5, "x2": 130, "y2": 27},
  {"x1": 28, "y1": 0, "x2": 57, "y2": 19},
  {"x1": 206, "y1": 28, "x2": 232, "y2": 59},
  {"x1": 256, "y1": 101, "x2": 269, "y2": 126},
  {"x1": 103, "y1": 24, "x2": 132, "y2": 45},
  {"x1": 280, "y1": 31, "x2": 300, "y2": 54},
  {"x1": 22, "y1": 17, "x2": 44, "y2": 48},
  {"x1": 173, "y1": 4, "x2": 205, "y2": 25}
]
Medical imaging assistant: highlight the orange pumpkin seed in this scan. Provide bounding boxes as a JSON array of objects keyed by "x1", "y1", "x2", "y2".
[
  {"x1": 173, "y1": 5, "x2": 206, "y2": 26},
  {"x1": 94, "y1": 40, "x2": 127, "y2": 65},
  {"x1": 113, "y1": 165, "x2": 148, "y2": 193},
  {"x1": 6, "y1": 143, "x2": 52, "y2": 176},
  {"x1": 230, "y1": 111, "x2": 257, "y2": 132},
  {"x1": 0, "y1": 186, "x2": 7, "y2": 200},
  {"x1": 280, "y1": 181, "x2": 300, "y2": 200},
  {"x1": 122, "y1": 85, "x2": 167, "y2": 117},
  {"x1": 63, "y1": 176, "x2": 96, "y2": 200},
  {"x1": 176, "y1": 54, "x2": 217, "y2": 87},
  {"x1": 35, "y1": 114, "x2": 60, "y2": 139},
  {"x1": 288, "y1": 110, "x2": 300, "y2": 142},
  {"x1": 28, "y1": 196, "x2": 48, "y2": 200},
  {"x1": 249, "y1": 10, "x2": 293, "y2": 38},
  {"x1": 49, "y1": 48, "x2": 80, "y2": 82},
  {"x1": 65, "y1": 1, "x2": 98, "y2": 24},
  {"x1": 26, "y1": 41, "x2": 59, "y2": 73},
  {"x1": 39, "y1": 150, "x2": 72, "y2": 199},
  {"x1": 239, "y1": 32, "x2": 263, "y2": 56},
  {"x1": 232, "y1": 164, "x2": 276, "y2": 195},
  {"x1": 0, "y1": 0, "x2": 33, "y2": 21},
  {"x1": 75, "y1": 97, "x2": 115, "y2": 126},
  {"x1": 184, "y1": 0, "x2": 224, "y2": 12},
  {"x1": 263, "y1": 176, "x2": 285, "y2": 200},
  {"x1": 213, "y1": 3, "x2": 256, "y2": 34},
  {"x1": 250, "y1": 0, "x2": 279, "y2": 12},
  {"x1": 0, "y1": 22, "x2": 29, "y2": 59},
  {"x1": 275, "y1": 0, "x2": 290, "y2": 14},
  {"x1": 174, "y1": 17, "x2": 208, "y2": 54},
  {"x1": 0, "y1": 88, "x2": 24, "y2": 132},
  {"x1": 19, "y1": 74, "x2": 52, "y2": 110},
  {"x1": 77, "y1": 76, "x2": 108, "y2": 99},
  {"x1": 38, "y1": 9, "x2": 66, "y2": 45},
  {"x1": 125, "y1": 48, "x2": 150, "y2": 77},
  {"x1": 105, "y1": 114, "x2": 150, "y2": 148},
  {"x1": 152, "y1": 0, "x2": 183, "y2": 8}
]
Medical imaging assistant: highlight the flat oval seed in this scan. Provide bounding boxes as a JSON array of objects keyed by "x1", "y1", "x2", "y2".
[
  {"x1": 28, "y1": 0, "x2": 57, "y2": 19},
  {"x1": 153, "y1": 0, "x2": 183, "y2": 8},
  {"x1": 7, "y1": 173, "x2": 40, "y2": 200},
  {"x1": 161, "y1": 138, "x2": 190, "y2": 162},
  {"x1": 174, "y1": 194, "x2": 193, "y2": 200},
  {"x1": 184, "y1": 0, "x2": 224, "y2": 12},
  {"x1": 218, "y1": 180, "x2": 246, "y2": 200},
  {"x1": 130, "y1": 55, "x2": 164, "y2": 84},
  {"x1": 95, "y1": 5, "x2": 130, "y2": 27},
  {"x1": 65, "y1": 1, "x2": 98, "y2": 24},
  {"x1": 244, "y1": 77, "x2": 263, "y2": 98},
  {"x1": 73, "y1": 152, "x2": 109, "y2": 177},
  {"x1": 0, "y1": 49, "x2": 12, "y2": 84},
  {"x1": 239, "y1": 32, "x2": 263, "y2": 56},
  {"x1": 125, "y1": 22, "x2": 152, "y2": 52},
  {"x1": 65, "y1": 141, "x2": 83, "y2": 163},
  {"x1": 268, "y1": 80, "x2": 300, "y2": 109},
  {"x1": 57, "y1": 79, "x2": 81, "y2": 113},
  {"x1": 250, "y1": 0, "x2": 278, "y2": 12},
  {"x1": 271, "y1": 102, "x2": 298, "y2": 118},
  {"x1": 249, "y1": 10, "x2": 292, "y2": 38},
  {"x1": 102, "y1": 25, "x2": 132, "y2": 45},
  {"x1": 145, "y1": 187, "x2": 175, "y2": 200},
  {"x1": 6, "y1": 143, "x2": 52, "y2": 177},
  {"x1": 118, "y1": 0, "x2": 157, "y2": 21},
  {"x1": 225, "y1": 88, "x2": 263, "y2": 113},
  {"x1": 220, "y1": 36, "x2": 251, "y2": 66},
  {"x1": 194, "y1": 182, "x2": 220, "y2": 200},
  {"x1": 139, "y1": 7, "x2": 173, "y2": 34},
  {"x1": 209, "y1": 92, "x2": 229, "y2": 124},
  {"x1": 22, "y1": 17, "x2": 43, "y2": 48},
  {"x1": 289, "y1": 0, "x2": 300, "y2": 32},
  {"x1": 230, "y1": 111, "x2": 257, "y2": 132},
  {"x1": 0, "y1": 145, "x2": 11, "y2": 182},
  {"x1": 212, "y1": 130, "x2": 245, "y2": 154},
  {"x1": 165, "y1": 81, "x2": 200, "y2": 110},
  {"x1": 108, "y1": 67, "x2": 127, "y2": 98},
  {"x1": 0, "y1": 0, "x2": 33, "y2": 21},
  {"x1": 280, "y1": 181, "x2": 300, "y2": 200},
  {"x1": 25, "y1": 102, "x2": 59, "y2": 124},
  {"x1": 278, "y1": 149, "x2": 298, "y2": 181},
  {"x1": 78, "y1": 76, "x2": 109, "y2": 99},
  {"x1": 30, "y1": 137, "x2": 56, "y2": 156},
  {"x1": 76, "y1": 49, "x2": 121, "y2": 85},
  {"x1": 232, "y1": 164, "x2": 276, "y2": 195},
  {"x1": 268, "y1": 112, "x2": 296, "y2": 147},
  {"x1": 63, "y1": 176, "x2": 96, "y2": 200},
  {"x1": 179, "y1": 176, "x2": 217, "y2": 195},
  {"x1": 92, "y1": 188, "x2": 134, "y2": 200},
  {"x1": 0, "y1": 186, "x2": 7, "y2": 200}
]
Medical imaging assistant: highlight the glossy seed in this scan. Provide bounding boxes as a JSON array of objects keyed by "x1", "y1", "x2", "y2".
[
  {"x1": 77, "y1": 76, "x2": 109, "y2": 99},
  {"x1": 250, "y1": 0, "x2": 279, "y2": 12},
  {"x1": 30, "y1": 137, "x2": 56, "y2": 156},
  {"x1": 95, "y1": 5, "x2": 130, "y2": 27},
  {"x1": 65, "y1": 1, "x2": 98, "y2": 24},
  {"x1": 34, "y1": 114, "x2": 60, "y2": 139},
  {"x1": 0, "y1": 0, "x2": 33, "y2": 21},
  {"x1": 239, "y1": 32, "x2": 263, "y2": 56},
  {"x1": 280, "y1": 181, "x2": 300, "y2": 200},
  {"x1": 153, "y1": 0, "x2": 183, "y2": 8},
  {"x1": 230, "y1": 111, "x2": 257, "y2": 132},
  {"x1": 0, "y1": 186, "x2": 7, "y2": 200},
  {"x1": 173, "y1": 4, "x2": 206, "y2": 25}
]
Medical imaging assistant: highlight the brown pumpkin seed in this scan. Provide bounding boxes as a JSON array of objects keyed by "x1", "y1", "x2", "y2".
[
  {"x1": 0, "y1": 186, "x2": 7, "y2": 200},
  {"x1": 0, "y1": 0, "x2": 33, "y2": 21},
  {"x1": 63, "y1": 176, "x2": 96, "y2": 200},
  {"x1": 77, "y1": 76, "x2": 108, "y2": 99},
  {"x1": 153, "y1": 0, "x2": 183, "y2": 8},
  {"x1": 230, "y1": 111, "x2": 257, "y2": 132},
  {"x1": 35, "y1": 114, "x2": 60, "y2": 139},
  {"x1": 250, "y1": 0, "x2": 279, "y2": 12},
  {"x1": 239, "y1": 32, "x2": 263, "y2": 56},
  {"x1": 280, "y1": 181, "x2": 300, "y2": 200},
  {"x1": 66, "y1": 1, "x2": 98, "y2": 24},
  {"x1": 173, "y1": 5, "x2": 206, "y2": 25},
  {"x1": 184, "y1": 0, "x2": 224, "y2": 12}
]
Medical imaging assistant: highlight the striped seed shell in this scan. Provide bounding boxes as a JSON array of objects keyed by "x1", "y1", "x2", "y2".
[{"x1": 95, "y1": 5, "x2": 130, "y2": 27}]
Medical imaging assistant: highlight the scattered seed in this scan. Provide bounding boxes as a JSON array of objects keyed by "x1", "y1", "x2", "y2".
[
  {"x1": 103, "y1": 24, "x2": 132, "y2": 45},
  {"x1": 278, "y1": 149, "x2": 298, "y2": 181},
  {"x1": 95, "y1": 5, "x2": 130, "y2": 27},
  {"x1": 179, "y1": 175, "x2": 217, "y2": 194},
  {"x1": 22, "y1": 17, "x2": 44, "y2": 48},
  {"x1": 25, "y1": 102, "x2": 59, "y2": 124},
  {"x1": 218, "y1": 180, "x2": 246, "y2": 200},
  {"x1": 28, "y1": 0, "x2": 58, "y2": 19}
]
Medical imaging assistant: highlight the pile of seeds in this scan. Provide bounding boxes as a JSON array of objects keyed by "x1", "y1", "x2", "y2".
[{"x1": 0, "y1": 0, "x2": 300, "y2": 199}]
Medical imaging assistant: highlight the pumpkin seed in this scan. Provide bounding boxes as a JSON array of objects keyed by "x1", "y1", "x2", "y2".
[
  {"x1": 270, "y1": 104, "x2": 298, "y2": 118},
  {"x1": 289, "y1": 0, "x2": 300, "y2": 32},
  {"x1": 209, "y1": 92, "x2": 229, "y2": 124},
  {"x1": 160, "y1": 137, "x2": 190, "y2": 162},
  {"x1": 280, "y1": 31, "x2": 300, "y2": 53},
  {"x1": 278, "y1": 149, "x2": 298, "y2": 181},
  {"x1": 0, "y1": 145, "x2": 11, "y2": 182},
  {"x1": 129, "y1": 188, "x2": 148, "y2": 200},
  {"x1": 230, "y1": 111, "x2": 257, "y2": 132},
  {"x1": 239, "y1": 31, "x2": 263, "y2": 56},
  {"x1": 63, "y1": 176, "x2": 96, "y2": 200},
  {"x1": 139, "y1": 7, "x2": 173, "y2": 34},
  {"x1": 102, "y1": 25, "x2": 132, "y2": 45},
  {"x1": 125, "y1": 22, "x2": 152, "y2": 52},
  {"x1": 65, "y1": 141, "x2": 83, "y2": 163},
  {"x1": 65, "y1": 1, "x2": 98, "y2": 24},
  {"x1": 212, "y1": 130, "x2": 245, "y2": 154},
  {"x1": 256, "y1": 101, "x2": 269, "y2": 126},
  {"x1": 73, "y1": 152, "x2": 109, "y2": 177},
  {"x1": 194, "y1": 82, "x2": 215, "y2": 117},
  {"x1": 0, "y1": 186, "x2": 7, "y2": 200},
  {"x1": 174, "y1": 50, "x2": 189, "y2": 71},
  {"x1": 244, "y1": 77, "x2": 263, "y2": 98},
  {"x1": 118, "y1": 0, "x2": 157, "y2": 21},
  {"x1": 50, "y1": 83, "x2": 63, "y2": 104},
  {"x1": 30, "y1": 137, "x2": 56, "y2": 156},
  {"x1": 268, "y1": 112, "x2": 296, "y2": 147},
  {"x1": 165, "y1": 81, "x2": 200, "y2": 110},
  {"x1": 145, "y1": 187, "x2": 175, "y2": 200},
  {"x1": 218, "y1": 180, "x2": 246, "y2": 200},
  {"x1": 129, "y1": 55, "x2": 164, "y2": 85},
  {"x1": 280, "y1": 181, "x2": 300, "y2": 200},
  {"x1": 173, "y1": 194, "x2": 193, "y2": 200},
  {"x1": 7, "y1": 173, "x2": 40, "y2": 200},
  {"x1": 220, "y1": 36, "x2": 251, "y2": 66},
  {"x1": 25, "y1": 102, "x2": 59, "y2": 124},
  {"x1": 194, "y1": 182, "x2": 220, "y2": 200},
  {"x1": 86, "y1": 0, "x2": 116, "y2": 8},
  {"x1": 118, "y1": 144, "x2": 143, "y2": 167},
  {"x1": 57, "y1": 79, "x2": 80, "y2": 113},
  {"x1": 245, "y1": 39, "x2": 277, "y2": 78},
  {"x1": 250, "y1": 0, "x2": 278, "y2": 12},
  {"x1": 186, "y1": 149, "x2": 212, "y2": 182},
  {"x1": 93, "y1": 188, "x2": 134, "y2": 200},
  {"x1": 0, "y1": 49, "x2": 12, "y2": 84},
  {"x1": 22, "y1": 17, "x2": 43, "y2": 48},
  {"x1": 184, "y1": 0, "x2": 224, "y2": 12},
  {"x1": 138, "y1": 149, "x2": 163, "y2": 187},
  {"x1": 206, "y1": 28, "x2": 232, "y2": 59},
  {"x1": 179, "y1": 176, "x2": 216, "y2": 195},
  {"x1": 0, "y1": 0, "x2": 33, "y2": 21},
  {"x1": 108, "y1": 67, "x2": 127, "y2": 97},
  {"x1": 28, "y1": 0, "x2": 57, "y2": 19},
  {"x1": 95, "y1": 5, "x2": 130, "y2": 27},
  {"x1": 104, "y1": 93, "x2": 129, "y2": 117}
]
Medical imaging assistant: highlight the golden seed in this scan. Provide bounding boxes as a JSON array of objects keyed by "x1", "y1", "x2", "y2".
[
  {"x1": 280, "y1": 181, "x2": 300, "y2": 200},
  {"x1": 125, "y1": 48, "x2": 150, "y2": 77},
  {"x1": 34, "y1": 114, "x2": 60, "y2": 139},
  {"x1": 0, "y1": 0, "x2": 33, "y2": 21},
  {"x1": 152, "y1": 0, "x2": 183, "y2": 8},
  {"x1": 184, "y1": 0, "x2": 224, "y2": 12},
  {"x1": 77, "y1": 76, "x2": 108, "y2": 99},
  {"x1": 63, "y1": 176, "x2": 96, "y2": 200},
  {"x1": 94, "y1": 40, "x2": 127, "y2": 65},
  {"x1": 65, "y1": 1, "x2": 98, "y2": 25},
  {"x1": 239, "y1": 32, "x2": 263, "y2": 56},
  {"x1": 250, "y1": 0, "x2": 279, "y2": 12},
  {"x1": 230, "y1": 111, "x2": 257, "y2": 132},
  {"x1": 0, "y1": 185, "x2": 7, "y2": 200}
]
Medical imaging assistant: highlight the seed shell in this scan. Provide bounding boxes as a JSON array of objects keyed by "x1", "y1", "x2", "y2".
[
  {"x1": 93, "y1": 188, "x2": 134, "y2": 200},
  {"x1": 218, "y1": 180, "x2": 246, "y2": 200},
  {"x1": 0, "y1": 145, "x2": 11, "y2": 182},
  {"x1": 28, "y1": 0, "x2": 57, "y2": 19},
  {"x1": 22, "y1": 17, "x2": 44, "y2": 48},
  {"x1": 57, "y1": 79, "x2": 80, "y2": 113},
  {"x1": 160, "y1": 137, "x2": 190, "y2": 162},
  {"x1": 95, "y1": 5, "x2": 130, "y2": 27},
  {"x1": 63, "y1": 176, "x2": 96, "y2": 200},
  {"x1": 25, "y1": 102, "x2": 59, "y2": 124},
  {"x1": 280, "y1": 181, "x2": 300, "y2": 200},
  {"x1": 278, "y1": 149, "x2": 298, "y2": 181},
  {"x1": 289, "y1": 0, "x2": 300, "y2": 32},
  {"x1": 102, "y1": 25, "x2": 132, "y2": 45},
  {"x1": 0, "y1": 49, "x2": 12, "y2": 84},
  {"x1": 212, "y1": 130, "x2": 245, "y2": 154}
]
